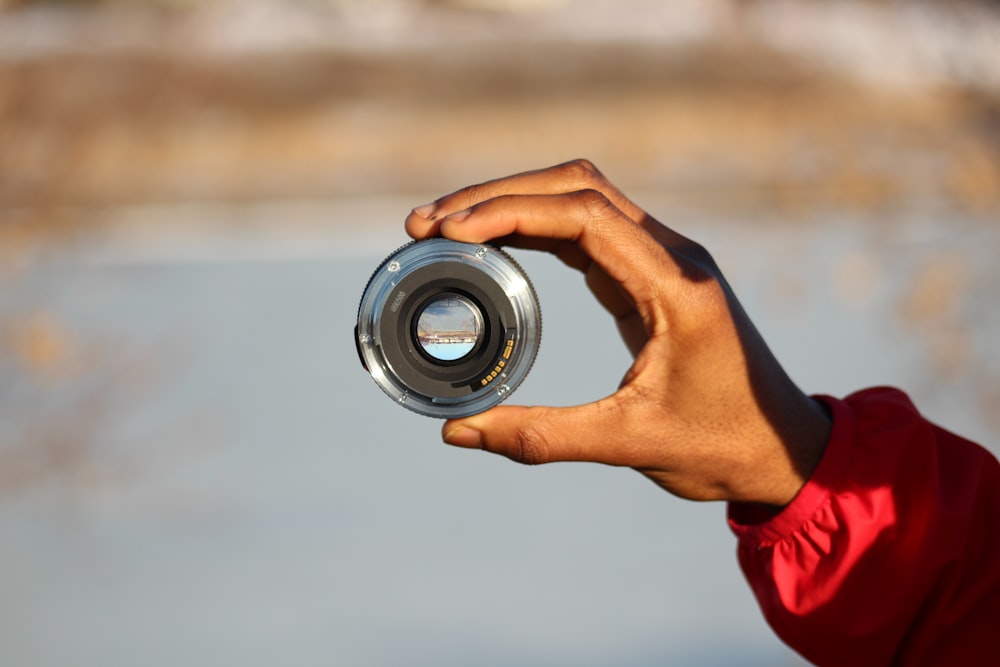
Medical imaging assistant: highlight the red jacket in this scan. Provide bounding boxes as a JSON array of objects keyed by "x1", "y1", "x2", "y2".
[{"x1": 729, "y1": 387, "x2": 1000, "y2": 666}]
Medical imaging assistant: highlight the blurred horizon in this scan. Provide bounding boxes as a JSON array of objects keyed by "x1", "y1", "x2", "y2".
[{"x1": 3, "y1": 0, "x2": 1000, "y2": 215}]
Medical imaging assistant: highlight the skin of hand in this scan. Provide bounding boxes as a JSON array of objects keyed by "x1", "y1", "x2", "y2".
[{"x1": 405, "y1": 159, "x2": 831, "y2": 508}]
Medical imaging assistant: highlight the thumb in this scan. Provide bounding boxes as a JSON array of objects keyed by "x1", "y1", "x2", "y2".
[{"x1": 441, "y1": 401, "x2": 630, "y2": 466}]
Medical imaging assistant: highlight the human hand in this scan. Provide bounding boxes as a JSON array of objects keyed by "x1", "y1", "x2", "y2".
[{"x1": 405, "y1": 160, "x2": 830, "y2": 507}]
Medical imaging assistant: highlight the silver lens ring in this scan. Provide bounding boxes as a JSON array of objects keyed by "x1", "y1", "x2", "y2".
[{"x1": 356, "y1": 239, "x2": 541, "y2": 418}]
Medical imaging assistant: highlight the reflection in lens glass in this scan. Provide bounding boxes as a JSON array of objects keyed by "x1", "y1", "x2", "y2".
[{"x1": 417, "y1": 295, "x2": 481, "y2": 361}]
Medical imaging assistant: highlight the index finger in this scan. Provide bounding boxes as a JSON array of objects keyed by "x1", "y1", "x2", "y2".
[
  {"x1": 433, "y1": 189, "x2": 680, "y2": 341},
  {"x1": 405, "y1": 159, "x2": 649, "y2": 240}
]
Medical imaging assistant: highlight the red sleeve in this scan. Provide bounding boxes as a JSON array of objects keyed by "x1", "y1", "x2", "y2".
[{"x1": 728, "y1": 387, "x2": 1000, "y2": 666}]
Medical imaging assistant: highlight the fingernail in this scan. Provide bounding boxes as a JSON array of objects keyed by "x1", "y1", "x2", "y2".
[
  {"x1": 445, "y1": 208, "x2": 472, "y2": 222},
  {"x1": 443, "y1": 425, "x2": 483, "y2": 448},
  {"x1": 412, "y1": 203, "x2": 437, "y2": 219}
]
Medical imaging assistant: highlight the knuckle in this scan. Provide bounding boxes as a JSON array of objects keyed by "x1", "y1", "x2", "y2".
[
  {"x1": 576, "y1": 188, "x2": 618, "y2": 221},
  {"x1": 671, "y1": 235, "x2": 718, "y2": 276},
  {"x1": 513, "y1": 423, "x2": 550, "y2": 466},
  {"x1": 559, "y1": 158, "x2": 603, "y2": 188},
  {"x1": 461, "y1": 182, "x2": 490, "y2": 208}
]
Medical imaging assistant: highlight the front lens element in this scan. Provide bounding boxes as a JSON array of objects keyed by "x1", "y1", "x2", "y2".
[{"x1": 416, "y1": 294, "x2": 482, "y2": 361}]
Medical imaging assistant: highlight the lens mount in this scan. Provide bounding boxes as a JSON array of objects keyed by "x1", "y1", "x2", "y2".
[{"x1": 356, "y1": 239, "x2": 541, "y2": 418}]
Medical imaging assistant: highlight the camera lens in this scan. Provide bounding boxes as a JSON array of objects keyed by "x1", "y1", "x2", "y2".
[{"x1": 355, "y1": 239, "x2": 541, "y2": 418}]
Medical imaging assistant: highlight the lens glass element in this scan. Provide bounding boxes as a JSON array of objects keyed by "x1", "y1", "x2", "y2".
[{"x1": 416, "y1": 294, "x2": 482, "y2": 361}]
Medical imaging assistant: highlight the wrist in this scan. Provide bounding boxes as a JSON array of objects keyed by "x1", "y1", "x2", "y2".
[{"x1": 743, "y1": 394, "x2": 832, "y2": 508}]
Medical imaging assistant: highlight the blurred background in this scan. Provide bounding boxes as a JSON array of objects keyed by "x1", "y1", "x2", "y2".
[{"x1": 1, "y1": 0, "x2": 999, "y2": 665}]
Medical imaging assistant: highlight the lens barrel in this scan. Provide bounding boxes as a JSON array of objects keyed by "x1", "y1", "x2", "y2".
[{"x1": 355, "y1": 239, "x2": 541, "y2": 418}]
